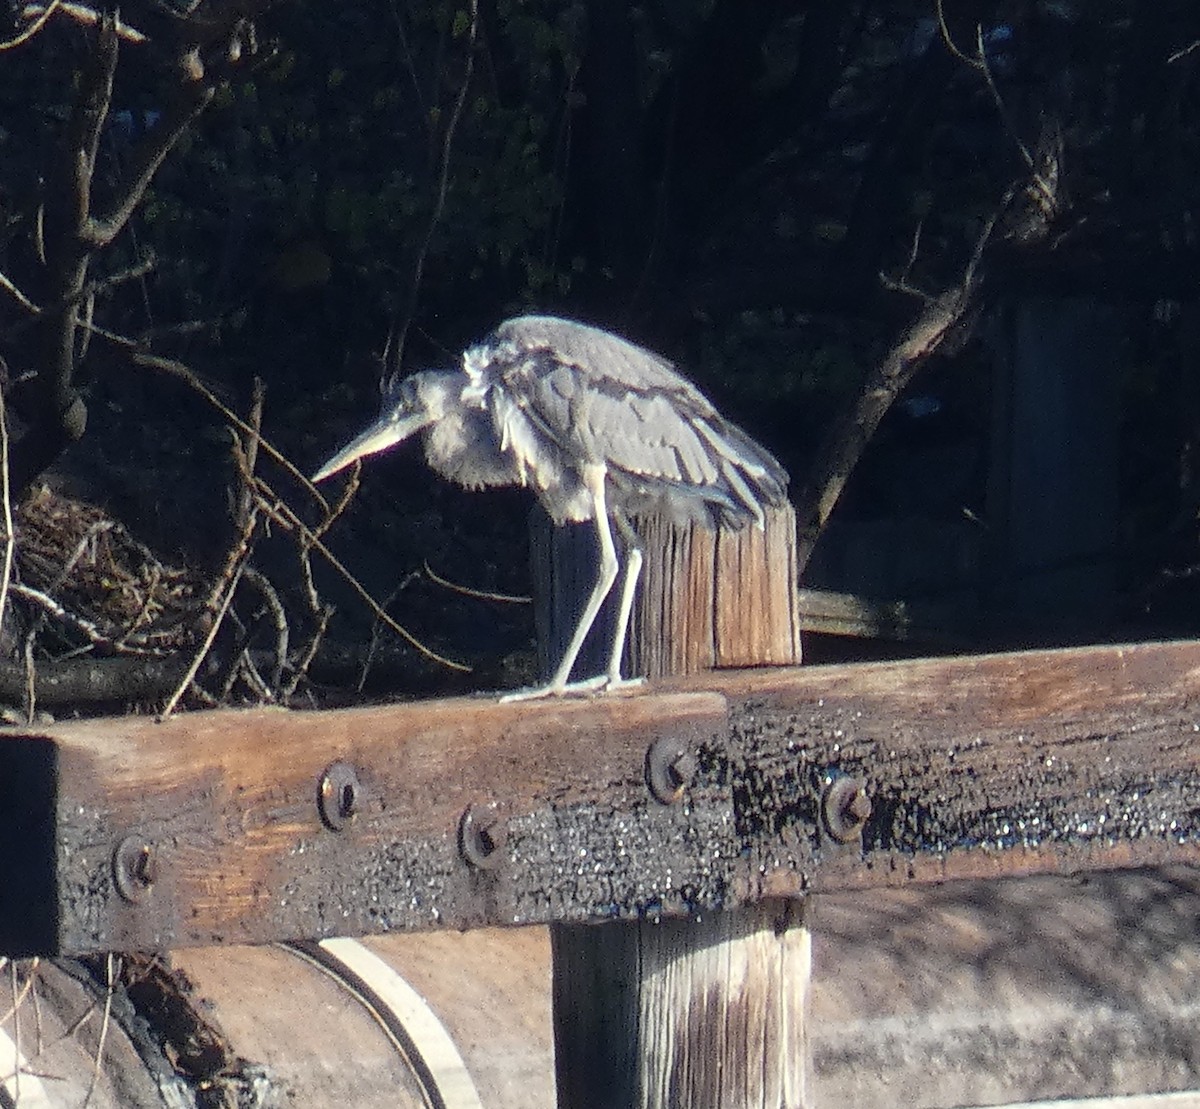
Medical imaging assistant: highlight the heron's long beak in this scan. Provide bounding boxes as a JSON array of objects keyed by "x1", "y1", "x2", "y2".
[{"x1": 311, "y1": 408, "x2": 430, "y2": 483}]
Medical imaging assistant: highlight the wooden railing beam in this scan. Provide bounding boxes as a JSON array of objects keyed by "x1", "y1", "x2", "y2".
[{"x1": 1, "y1": 638, "x2": 1198, "y2": 956}]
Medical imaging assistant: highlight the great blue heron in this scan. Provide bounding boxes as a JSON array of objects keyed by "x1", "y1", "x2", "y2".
[{"x1": 312, "y1": 315, "x2": 789, "y2": 700}]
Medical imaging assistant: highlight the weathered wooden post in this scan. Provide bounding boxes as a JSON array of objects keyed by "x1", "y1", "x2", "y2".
[{"x1": 533, "y1": 502, "x2": 808, "y2": 1108}]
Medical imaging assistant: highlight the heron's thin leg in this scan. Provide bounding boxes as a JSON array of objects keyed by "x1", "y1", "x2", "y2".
[
  {"x1": 550, "y1": 480, "x2": 618, "y2": 689},
  {"x1": 501, "y1": 467, "x2": 619, "y2": 701},
  {"x1": 606, "y1": 514, "x2": 644, "y2": 686}
]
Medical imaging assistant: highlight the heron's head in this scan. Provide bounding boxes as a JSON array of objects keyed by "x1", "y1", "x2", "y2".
[{"x1": 311, "y1": 372, "x2": 442, "y2": 483}]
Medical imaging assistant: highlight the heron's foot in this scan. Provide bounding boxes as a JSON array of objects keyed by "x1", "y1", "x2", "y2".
[
  {"x1": 597, "y1": 675, "x2": 646, "y2": 694},
  {"x1": 498, "y1": 674, "x2": 646, "y2": 703}
]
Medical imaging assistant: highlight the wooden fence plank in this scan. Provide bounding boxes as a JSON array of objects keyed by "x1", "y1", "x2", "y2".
[
  {"x1": 1, "y1": 639, "x2": 1198, "y2": 955},
  {"x1": 689, "y1": 639, "x2": 1200, "y2": 897},
  {"x1": 0, "y1": 691, "x2": 729, "y2": 954}
]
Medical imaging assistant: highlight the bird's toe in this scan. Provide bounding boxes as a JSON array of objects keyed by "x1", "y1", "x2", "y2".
[{"x1": 498, "y1": 673, "x2": 645, "y2": 702}]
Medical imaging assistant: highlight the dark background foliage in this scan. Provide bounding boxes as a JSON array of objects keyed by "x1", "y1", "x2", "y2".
[{"x1": 1, "y1": 0, "x2": 1199, "y2": 703}]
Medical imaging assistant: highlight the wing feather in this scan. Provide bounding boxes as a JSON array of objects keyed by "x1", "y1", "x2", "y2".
[{"x1": 475, "y1": 315, "x2": 788, "y2": 528}]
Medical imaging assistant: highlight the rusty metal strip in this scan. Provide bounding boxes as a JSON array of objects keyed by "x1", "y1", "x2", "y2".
[{"x1": 285, "y1": 938, "x2": 484, "y2": 1109}]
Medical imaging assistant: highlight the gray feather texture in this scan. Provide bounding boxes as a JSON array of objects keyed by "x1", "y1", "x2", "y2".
[
  {"x1": 313, "y1": 314, "x2": 789, "y2": 697},
  {"x1": 468, "y1": 315, "x2": 788, "y2": 528}
]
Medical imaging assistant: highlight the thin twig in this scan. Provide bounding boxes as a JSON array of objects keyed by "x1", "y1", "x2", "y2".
[
  {"x1": 82, "y1": 953, "x2": 116, "y2": 1109},
  {"x1": 389, "y1": 0, "x2": 428, "y2": 125},
  {"x1": 161, "y1": 480, "x2": 262, "y2": 716},
  {"x1": 934, "y1": 0, "x2": 980, "y2": 67},
  {"x1": 1168, "y1": 39, "x2": 1200, "y2": 64},
  {"x1": 215, "y1": 380, "x2": 289, "y2": 702},
  {"x1": 0, "y1": 253, "x2": 158, "y2": 343},
  {"x1": 29, "y1": 958, "x2": 43, "y2": 1063},
  {"x1": 132, "y1": 352, "x2": 333, "y2": 510},
  {"x1": 22, "y1": 627, "x2": 36, "y2": 722},
  {"x1": 0, "y1": 269, "x2": 40, "y2": 314},
  {"x1": 0, "y1": 388, "x2": 15, "y2": 656},
  {"x1": 281, "y1": 604, "x2": 331, "y2": 699},
  {"x1": 358, "y1": 571, "x2": 420, "y2": 692},
  {"x1": 296, "y1": 538, "x2": 324, "y2": 616},
  {"x1": 390, "y1": 0, "x2": 478, "y2": 364},
  {"x1": 285, "y1": 509, "x2": 333, "y2": 697},
  {"x1": 235, "y1": 378, "x2": 266, "y2": 528},
  {"x1": 159, "y1": 525, "x2": 252, "y2": 718},
  {"x1": 307, "y1": 462, "x2": 360, "y2": 544},
  {"x1": 881, "y1": 218, "x2": 932, "y2": 301},
  {"x1": 47, "y1": 519, "x2": 113, "y2": 594},
  {"x1": 241, "y1": 564, "x2": 288, "y2": 694},
  {"x1": 222, "y1": 647, "x2": 272, "y2": 702},
  {"x1": 254, "y1": 483, "x2": 469, "y2": 671},
  {"x1": 85, "y1": 83, "x2": 216, "y2": 250},
  {"x1": 973, "y1": 24, "x2": 1034, "y2": 171},
  {"x1": 0, "y1": 959, "x2": 35, "y2": 1027},
  {"x1": 14, "y1": 3, "x2": 146, "y2": 45},
  {"x1": 424, "y1": 560, "x2": 529, "y2": 603},
  {"x1": 114, "y1": 563, "x2": 162, "y2": 648},
  {"x1": 934, "y1": 3, "x2": 1035, "y2": 172},
  {"x1": 9, "y1": 959, "x2": 18, "y2": 1103},
  {"x1": 0, "y1": 0, "x2": 61, "y2": 50},
  {"x1": 9, "y1": 583, "x2": 171, "y2": 655}
]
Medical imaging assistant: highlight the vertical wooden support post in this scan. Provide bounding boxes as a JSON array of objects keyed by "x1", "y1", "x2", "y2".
[{"x1": 533, "y1": 503, "x2": 810, "y2": 1108}]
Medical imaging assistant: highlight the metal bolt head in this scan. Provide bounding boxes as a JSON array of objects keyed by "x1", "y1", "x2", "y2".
[
  {"x1": 821, "y1": 776, "x2": 872, "y2": 843},
  {"x1": 113, "y1": 836, "x2": 157, "y2": 903},
  {"x1": 319, "y1": 761, "x2": 362, "y2": 830},
  {"x1": 646, "y1": 737, "x2": 697, "y2": 805},
  {"x1": 459, "y1": 805, "x2": 506, "y2": 870}
]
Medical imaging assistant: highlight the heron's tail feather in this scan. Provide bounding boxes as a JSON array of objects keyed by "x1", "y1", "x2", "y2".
[{"x1": 689, "y1": 415, "x2": 788, "y2": 527}]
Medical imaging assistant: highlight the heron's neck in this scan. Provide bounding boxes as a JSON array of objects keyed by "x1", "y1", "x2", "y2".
[{"x1": 423, "y1": 405, "x2": 519, "y2": 489}]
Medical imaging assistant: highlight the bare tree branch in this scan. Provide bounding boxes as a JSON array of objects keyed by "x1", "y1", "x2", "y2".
[
  {"x1": 388, "y1": 0, "x2": 479, "y2": 370},
  {"x1": 8, "y1": 1, "x2": 276, "y2": 494},
  {"x1": 84, "y1": 84, "x2": 215, "y2": 249},
  {"x1": 0, "y1": 1, "x2": 63, "y2": 51},
  {"x1": 14, "y1": 3, "x2": 146, "y2": 44},
  {"x1": 795, "y1": 205, "x2": 1004, "y2": 578},
  {"x1": 131, "y1": 352, "x2": 334, "y2": 509},
  {"x1": 9, "y1": 10, "x2": 120, "y2": 491}
]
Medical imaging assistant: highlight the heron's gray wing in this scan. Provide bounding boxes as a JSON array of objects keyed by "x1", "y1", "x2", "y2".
[
  {"x1": 491, "y1": 319, "x2": 788, "y2": 524},
  {"x1": 491, "y1": 316, "x2": 719, "y2": 413}
]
